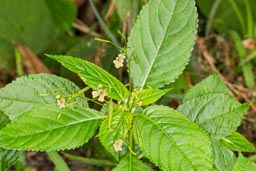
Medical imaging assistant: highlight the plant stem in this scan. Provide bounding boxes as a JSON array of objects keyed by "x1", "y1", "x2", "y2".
[
  {"x1": 230, "y1": 31, "x2": 255, "y2": 88},
  {"x1": 205, "y1": 0, "x2": 221, "y2": 35},
  {"x1": 244, "y1": 0, "x2": 254, "y2": 37},
  {"x1": 62, "y1": 152, "x2": 117, "y2": 167},
  {"x1": 88, "y1": 0, "x2": 120, "y2": 47},
  {"x1": 15, "y1": 47, "x2": 23, "y2": 77},
  {"x1": 47, "y1": 151, "x2": 70, "y2": 171}
]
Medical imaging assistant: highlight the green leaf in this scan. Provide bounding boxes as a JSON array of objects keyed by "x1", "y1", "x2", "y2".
[
  {"x1": 0, "y1": 148, "x2": 22, "y2": 171},
  {"x1": 0, "y1": 111, "x2": 21, "y2": 171},
  {"x1": 221, "y1": 132, "x2": 256, "y2": 152},
  {"x1": 0, "y1": 104, "x2": 105, "y2": 151},
  {"x1": 232, "y1": 153, "x2": 256, "y2": 171},
  {"x1": 178, "y1": 94, "x2": 249, "y2": 139},
  {"x1": 45, "y1": 0, "x2": 77, "y2": 33},
  {"x1": 127, "y1": 0, "x2": 198, "y2": 88},
  {"x1": 133, "y1": 105, "x2": 213, "y2": 171},
  {"x1": 0, "y1": 74, "x2": 87, "y2": 120},
  {"x1": 211, "y1": 139, "x2": 236, "y2": 171},
  {"x1": 0, "y1": 0, "x2": 77, "y2": 53},
  {"x1": 133, "y1": 88, "x2": 171, "y2": 106},
  {"x1": 0, "y1": 112, "x2": 10, "y2": 130},
  {"x1": 113, "y1": 155, "x2": 153, "y2": 171},
  {"x1": 0, "y1": 39, "x2": 15, "y2": 71},
  {"x1": 183, "y1": 74, "x2": 229, "y2": 102},
  {"x1": 99, "y1": 110, "x2": 131, "y2": 161},
  {"x1": 48, "y1": 55, "x2": 129, "y2": 101}
]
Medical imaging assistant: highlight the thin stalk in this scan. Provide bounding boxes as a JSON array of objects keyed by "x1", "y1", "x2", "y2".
[
  {"x1": 244, "y1": 0, "x2": 254, "y2": 37},
  {"x1": 230, "y1": 31, "x2": 255, "y2": 88},
  {"x1": 47, "y1": 151, "x2": 70, "y2": 171},
  {"x1": 88, "y1": 0, "x2": 120, "y2": 47},
  {"x1": 205, "y1": 0, "x2": 221, "y2": 35},
  {"x1": 62, "y1": 152, "x2": 117, "y2": 167},
  {"x1": 228, "y1": 0, "x2": 246, "y2": 35},
  {"x1": 15, "y1": 47, "x2": 23, "y2": 77}
]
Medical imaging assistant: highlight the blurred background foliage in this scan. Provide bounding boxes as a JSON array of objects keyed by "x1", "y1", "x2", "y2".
[{"x1": 0, "y1": 0, "x2": 256, "y2": 170}]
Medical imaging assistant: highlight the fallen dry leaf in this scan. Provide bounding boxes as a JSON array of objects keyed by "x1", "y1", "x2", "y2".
[{"x1": 17, "y1": 45, "x2": 51, "y2": 74}]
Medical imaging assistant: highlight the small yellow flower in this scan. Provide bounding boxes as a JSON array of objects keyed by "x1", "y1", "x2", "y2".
[
  {"x1": 113, "y1": 53, "x2": 126, "y2": 69},
  {"x1": 92, "y1": 87, "x2": 107, "y2": 102},
  {"x1": 57, "y1": 98, "x2": 66, "y2": 109},
  {"x1": 113, "y1": 139, "x2": 123, "y2": 152}
]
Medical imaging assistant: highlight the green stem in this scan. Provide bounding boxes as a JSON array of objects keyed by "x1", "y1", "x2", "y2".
[
  {"x1": 205, "y1": 0, "x2": 221, "y2": 35},
  {"x1": 47, "y1": 151, "x2": 70, "y2": 171},
  {"x1": 14, "y1": 47, "x2": 23, "y2": 77},
  {"x1": 62, "y1": 152, "x2": 117, "y2": 167},
  {"x1": 244, "y1": 0, "x2": 254, "y2": 37},
  {"x1": 88, "y1": 0, "x2": 120, "y2": 47},
  {"x1": 228, "y1": 0, "x2": 246, "y2": 35},
  {"x1": 230, "y1": 31, "x2": 255, "y2": 88}
]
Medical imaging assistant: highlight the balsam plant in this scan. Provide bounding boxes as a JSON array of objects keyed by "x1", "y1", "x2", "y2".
[{"x1": 0, "y1": 0, "x2": 256, "y2": 170}]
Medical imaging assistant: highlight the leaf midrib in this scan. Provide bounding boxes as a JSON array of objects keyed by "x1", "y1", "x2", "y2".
[
  {"x1": 5, "y1": 115, "x2": 106, "y2": 137},
  {"x1": 141, "y1": 1, "x2": 177, "y2": 87},
  {"x1": 139, "y1": 114, "x2": 195, "y2": 169}
]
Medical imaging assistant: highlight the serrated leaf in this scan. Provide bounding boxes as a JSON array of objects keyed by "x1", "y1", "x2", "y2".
[
  {"x1": 99, "y1": 110, "x2": 131, "y2": 161},
  {"x1": 221, "y1": 132, "x2": 256, "y2": 152},
  {"x1": 232, "y1": 153, "x2": 256, "y2": 171},
  {"x1": 211, "y1": 139, "x2": 236, "y2": 171},
  {"x1": 48, "y1": 55, "x2": 129, "y2": 101},
  {"x1": 127, "y1": 0, "x2": 198, "y2": 88},
  {"x1": 134, "y1": 88, "x2": 171, "y2": 106},
  {"x1": 178, "y1": 94, "x2": 249, "y2": 139},
  {"x1": 133, "y1": 105, "x2": 213, "y2": 171},
  {"x1": 113, "y1": 154, "x2": 153, "y2": 171},
  {"x1": 183, "y1": 74, "x2": 229, "y2": 102},
  {"x1": 0, "y1": 148, "x2": 22, "y2": 171},
  {"x1": 0, "y1": 74, "x2": 87, "y2": 120},
  {"x1": 0, "y1": 104, "x2": 105, "y2": 151}
]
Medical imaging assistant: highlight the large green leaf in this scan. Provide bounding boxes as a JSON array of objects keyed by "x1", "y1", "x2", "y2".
[
  {"x1": 232, "y1": 153, "x2": 256, "y2": 171},
  {"x1": 221, "y1": 132, "x2": 256, "y2": 152},
  {"x1": 113, "y1": 155, "x2": 153, "y2": 171},
  {"x1": 178, "y1": 94, "x2": 249, "y2": 139},
  {"x1": 0, "y1": 74, "x2": 87, "y2": 120},
  {"x1": 48, "y1": 55, "x2": 129, "y2": 101},
  {"x1": 0, "y1": 0, "x2": 76, "y2": 53},
  {"x1": 133, "y1": 105, "x2": 213, "y2": 171},
  {"x1": 99, "y1": 110, "x2": 131, "y2": 161},
  {"x1": 211, "y1": 139, "x2": 236, "y2": 171},
  {"x1": 0, "y1": 39, "x2": 15, "y2": 71},
  {"x1": 127, "y1": 0, "x2": 198, "y2": 88},
  {"x1": 0, "y1": 104, "x2": 105, "y2": 151},
  {"x1": 183, "y1": 74, "x2": 229, "y2": 103},
  {"x1": 45, "y1": 0, "x2": 77, "y2": 34}
]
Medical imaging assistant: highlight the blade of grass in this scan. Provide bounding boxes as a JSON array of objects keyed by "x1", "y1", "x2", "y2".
[
  {"x1": 15, "y1": 47, "x2": 23, "y2": 77},
  {"x1": 228, "y1": 0, "x2": 246, "y2": 35},
  {"x1": 230, "y1": 31, "x2": 255, "y2": 88},
  {"x1": 88, "y1": 0, "x2": 120, "y2": 47},
  {"x1": 205, "y1": 0, "x2": 221, "y2": 35},
  {"x1": 47, "y1": 151, "x2": 70, "y2": 171},
  {"x1": 62, "y1": 152, "x2": 117, "y2": 167},
  {"x1": 244, "y1": 0, "x2": 254, "y2": 37}
]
